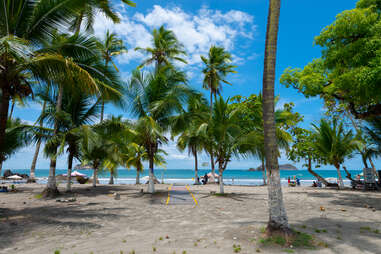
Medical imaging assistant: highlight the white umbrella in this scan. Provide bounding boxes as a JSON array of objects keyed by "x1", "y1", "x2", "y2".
[
  {"x1": 7, "y1": 175, "x2": 23, "y2": 180},
  {"x1": 72, "y1": 171, "x2": 86, "y2": 177}
]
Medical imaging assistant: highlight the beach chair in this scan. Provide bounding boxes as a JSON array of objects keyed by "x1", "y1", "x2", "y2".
[{"x1": 363, "y1": 168, "x2": 379, "y2": 191}]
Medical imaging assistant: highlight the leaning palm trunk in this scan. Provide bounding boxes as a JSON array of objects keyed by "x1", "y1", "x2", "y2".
[
  {"x1": 148, "y1": 156, "x2": 155, "y2": 193},
  {"x1": 66, "y1": 153, "x2": 74, "y2": 192},
  {"x1": 307, "y1": 158, "x2": 329, "y2": 186},
  {"x1": 262, "y1": 0, "x2": 291, "y2": 236},
  {"x1": 109, "y1": 170, "x2": 114, "y2": 184},
  {"x1": 368, "y1": 157, "x2": 379, "y2": 179},
  {"x1": 30, "y1": 101, "x2": 46, "y2": 181},
  {"x1": 0, "y1": 162, "x2": 2, "y2": 179},
  {"x1": 43, "y1": 85, "x2": 64, "y2": 197},
  {"x1": 0, "y1": 88, "x2": 11, "y2": 166},
  {"x1": 335, "y1": 164, "x2": 344, "y2": 189}
]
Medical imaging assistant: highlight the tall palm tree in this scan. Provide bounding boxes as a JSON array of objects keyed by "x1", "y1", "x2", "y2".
[
  {"x1": 126, "y1": 67, "x2": 194, "y2": 193},
  {"x1": 135, "y1": 26, "x2": 187, "y2": 70},
  {"x1": 262, "y1": 0, "x2": 291, "y2": 237},
  {"x1": 39, "y1": 32, "x2": 122, "y2": 196},
  {"x1": 201, "y1": 46, "x2": 237, "y2": 113},
  {"x1": 41, "y1": 88, "x2": 100, "y2": 192},
  {"x1": 72, "y1": 0, "x2": 136, "y2": 34},
  {"x1": 201, "y1": 46, "x2": 236, "y2": 178},
  {"x1": 96, "y1": 30, "x2": 128, "y2": 122},
  {"x1": 0, "y1": 0, "x2": 91, "y2": 165},
  {"x1": 312, "y1": 119, "x2": 356, "y2": 189},
  {"x1": 203, "y1": 97, "x2": 258, "y2": 193}
]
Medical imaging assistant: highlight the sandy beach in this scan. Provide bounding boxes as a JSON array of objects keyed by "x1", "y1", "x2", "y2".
[{"x1": 1, "y1": 184, "x2": 381, "y2": 254}]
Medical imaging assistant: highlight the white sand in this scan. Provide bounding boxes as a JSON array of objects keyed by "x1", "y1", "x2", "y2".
[{"x1": 0, "y1": 183, "x2": 381, "y2": 254}]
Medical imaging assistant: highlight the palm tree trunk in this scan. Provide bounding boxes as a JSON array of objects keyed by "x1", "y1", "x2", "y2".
[
  {"x1": 93, "y1": 167, "x2": 97, "y2": 187},
  {"x1": 66, "y1": 152, "x2": 74, "y2": 192},
  {"x1": 342, "y1": 166, "x2": 354, "y2": 181},
  {"x1": 30, "y1": 101, "x2": 46, "y2": 181},
  {"x1": 0, "y1": 162, "x2": 3, "y2": 179},
  {"x1": 109, "y1": 169, "x2": 114, "y2": 184},
  {"x1": 148, "y1": 155, "x2": 155, "y2": 193},
  {"x1": 209, "y1": 151, "x2": 215, "y2": 183},
  {"x1": 307, "y1": 157, "x2": 329, "y2": 186},
  {"x1": 262, "y1": 158, "x2": 267, "y2": 185},
  {"x1": 368, "y1": 157, "x2": 379, "y2": 179},
  {"x1": 335, "y1": 164, "x2": 344, "y2": 189},
  {"x1": 136, "y1": 167, "x2": 140, "y2": 185},
  {"x1": 43, "y1": 85, "x2": 63, "y2": 197},
  {"x1": 0, "y1": 89, "x2": 10, "y2": 165},
  {"x1": 262, "y1": 0, "x2": 290, "y2": 237},
  {"x1": 194, "y1": 150, "x2": 199, "y2": 184},
  {"x1": 361, "y1": 154, "x2": 369, "y2": 169},
  {"x1": 8, "y1": 99, "x2": 15, "y2": 120}
]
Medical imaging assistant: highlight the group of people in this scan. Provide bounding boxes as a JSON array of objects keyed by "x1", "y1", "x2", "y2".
[{"x1": 288, "y1": 176, "x2": 300, "y2": 187}]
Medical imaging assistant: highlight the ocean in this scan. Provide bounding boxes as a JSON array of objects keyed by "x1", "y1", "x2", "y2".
[{"x1": 5, "y1": 168, "x2": 362, "y2": 186}]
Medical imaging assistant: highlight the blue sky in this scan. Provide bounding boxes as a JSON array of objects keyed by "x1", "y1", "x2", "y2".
[{"x1": 7, "y1": 0, "x2": 369, "y2": 170}]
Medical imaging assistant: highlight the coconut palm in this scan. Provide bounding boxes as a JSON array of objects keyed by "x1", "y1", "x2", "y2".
[
  {"x1": 0, "y1": 118, "x2": 31, "y2": 176},
  {"x1": 80, "y1": 126, "x2": 112, "y2": 187},
  {"x1": 96, "y1": 30, "x2": 128, "y2": 122},
  {"x1": 126, "y1": 66, "x2": 194, "y2": 192},
  {"x1": 312, "y1": 119, "x2": 356, "y2": 189},
  {"x1": 262, "y1": 0, "x2": 291, "y2": 237},
  {"x1": 135, "y1": 26, "x2": 187, "y2": 70},
  {"x1": 38, "y1": 32, "x2": 122, "y2": 196},
  {"x1": 200, "y1": 46, "x2": 236, "y2": 178},
  {"x1": 201, "y1": 46, "x2": 237, "y2": 112},
  {"x1": 0, "y1": 0, "x2": 94, "y2": 164},
  {"x1": 200, "y1": 97, "x2": 259, "y2": 193},
  {"x1": 40, "y1": 88, "x2": 100, "y2": 191},
  {"x1": 72, "y1": 0, "x2": 136, "y2": 34}
]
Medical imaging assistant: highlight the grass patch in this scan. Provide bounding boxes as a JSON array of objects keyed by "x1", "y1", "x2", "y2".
[
  {"x1": 54, "y1": 250, "x2": 60, "y2": 254},
  {"x1": 314, "y1": 229, "x2": 321, "y2": 233},
  {"x1": 283, "y1": 249, "x2": 295, "y2": 253},
  {"x1": 258, "y1": 230, "x2": 315, "y2": 249},
  {"x1": 34, "y1": 193, "x2": 43, "y2": 199},
  {"x1": 153, "y1": 246, "x2": 157, "y2": 252},
  {"x1": 213, "y1": 193, "x2": 228, "y2": 197},
  {"x1": 259, "y1": 226, "x2": 266, "y2": 233},
  {"x1": 233, "y1": 244, "x2": 242, "y2": 253}
]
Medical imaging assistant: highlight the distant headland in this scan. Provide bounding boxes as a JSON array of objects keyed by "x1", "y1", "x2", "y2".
[{"x1": 249, "y1": 164, "x2": 298, "y2": 171}]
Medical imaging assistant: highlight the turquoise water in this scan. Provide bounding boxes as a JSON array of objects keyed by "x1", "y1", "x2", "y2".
[{"x1": 6, "y1": 168, "x2": 362, "y2": 186}]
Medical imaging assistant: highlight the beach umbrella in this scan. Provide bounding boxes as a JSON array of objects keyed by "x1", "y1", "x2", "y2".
[
  {"x1": 7, "y1": 175, "x2": 23, "y2": 180},
  {"x1": 72, "y1": 171, "x2": 87, "y2": 177}
]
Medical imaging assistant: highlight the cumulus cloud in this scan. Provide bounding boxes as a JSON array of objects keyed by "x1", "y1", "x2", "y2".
[{"x1": 93, "y1": 5, "x2": 256, "y2": 66}]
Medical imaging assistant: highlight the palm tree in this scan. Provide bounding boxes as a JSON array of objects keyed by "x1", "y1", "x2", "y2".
[
  {"x1": 39, "y1": 32, "x2": 122, "y2": 196},
  {"x1": 80, "y1": 126, "x2": 112, "y2": 187},
  {"x1": 41, "y1": 88, "x2": 100, "y2": 192},
  {"x1": 202, "y1": 97, "x2": 259, "y2": 193},
  {"x1": 96, "y1": 30, "x2": 128, "y2": 122},
  {"x1": 262, "y1": 0, "x2": 291, "y2": 237},
  {"x1": 201, "y1": 46, "x2": 237, "y2": 112},
  {"x1": 126, "y1": 67, "x2": 194, "y2": 193},
  {"x1": 312, "y1": 119, "x2": 356, "y2": 189},
  {"x1": 201, "y1": 46, "x2": 236, "y2": 178},
  {"x1": 135, "y1": 26, "x2": 187, "y2": 70},
  {"x1": 0, "y1": 118, "x2": 31, "y2": 176},
  {"x1": 0, "y1": 0, "x2": 91, "y2": 165},
  {"x1": 72, "y1": 0, "x2": 136, "y2": 34}
]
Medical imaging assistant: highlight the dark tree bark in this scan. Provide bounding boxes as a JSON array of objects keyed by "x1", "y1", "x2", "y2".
[
  {"x1": 66, "y1": 152, "x2": 74, "y2": 192},
  {"x1": 0, "y1": 89, "x2": 10, "y2": 164}
]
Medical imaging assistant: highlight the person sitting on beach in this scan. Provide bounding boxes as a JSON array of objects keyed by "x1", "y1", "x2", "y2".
[
  {"x1": 312, "y1": 181, "x2": 317, "y2": 187},
  {"x1": 202, "y1": 173, "x2": 208, "y2": 185},
  {"x1": 296, "y1": 177, "x2": 301, "y2": 186}
]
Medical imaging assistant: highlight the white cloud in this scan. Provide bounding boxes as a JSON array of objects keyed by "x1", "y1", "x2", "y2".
[{"x1": 93, "y1": 5, "x2": 256, "y2": 66}]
